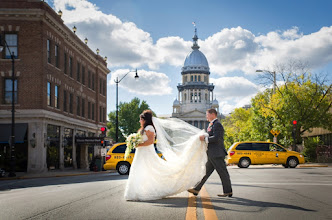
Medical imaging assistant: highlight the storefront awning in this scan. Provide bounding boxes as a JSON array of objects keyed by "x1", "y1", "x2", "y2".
[{"x1": 0, "y1": 123, "x2": 28, "y2": 144}]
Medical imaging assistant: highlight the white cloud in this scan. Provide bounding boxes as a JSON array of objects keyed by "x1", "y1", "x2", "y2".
[
  {"x1": 210, "y1": 77, "x2": 259, "y2": 114},
  {"x1": 53, "y1": 0, "x2": 332, "y2": 115},
  {"x1": 54, "y1": 0, "x2": 332, "y2": 76},
  {"x1": 109, "y1": 69, "x2": 172, "y2": 95}
]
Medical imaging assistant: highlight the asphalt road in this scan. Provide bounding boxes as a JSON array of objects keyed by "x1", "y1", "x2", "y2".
[{"x1": 0, "y1": 166, "x2": 331, "y2": 220}]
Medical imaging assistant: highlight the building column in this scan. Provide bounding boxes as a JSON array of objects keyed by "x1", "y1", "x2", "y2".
[
  {"x1": 27, "y1": 121, "x2": 48, "y2": 173},
  {"x1": 72, "y1": 129, "x2": 77, "y2": 169},
  {"x1": 59, "y1": 126, "x2": 64, "y2": 170}
]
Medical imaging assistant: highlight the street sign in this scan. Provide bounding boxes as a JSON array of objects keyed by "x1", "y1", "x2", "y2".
[
  {"x1": 270, "y1": 129, "x2": 280, "y2": 137},
  {"x1": 75, "y1": 137, "x2": 104, "y2": 144}
]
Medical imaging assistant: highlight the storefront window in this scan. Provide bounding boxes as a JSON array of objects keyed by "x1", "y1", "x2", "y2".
[
  {"x1": 47, "y1": 125, "x2": 60, "y2": 170},
  {"x1": 64, "y1": 128, "x2": 73, "y2": 168}
]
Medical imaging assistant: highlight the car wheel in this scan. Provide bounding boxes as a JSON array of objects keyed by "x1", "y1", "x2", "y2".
[
  {"x1": 287, "y1": 157, "x2": 299, "y2": 168},
  {"x1": 282, "y1": 164, "x2": 289, "y2": 168},
  {"x1": 117, "y1": 162, "x2": 130, "y2": 175},
  {"x1": 239, "y1": 157, "x2": 251, "y2": 168}
]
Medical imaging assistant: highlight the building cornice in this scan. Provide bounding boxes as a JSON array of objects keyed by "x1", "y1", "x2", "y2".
[
  {"x1": 0, "y1": 109, "x2": 101, "y2": 131},
  {"x1": 0, "y1": 7, "x2": 110, "y2": 75}
]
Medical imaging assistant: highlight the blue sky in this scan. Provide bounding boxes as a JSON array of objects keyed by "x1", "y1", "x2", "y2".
[{"x1": 48, "y1": 0, "x2": 332, "y2": 116}]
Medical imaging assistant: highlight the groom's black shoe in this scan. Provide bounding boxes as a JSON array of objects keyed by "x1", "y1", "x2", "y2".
[
  {"x1": 217, "y1": 192, "x2": 233, "y2": 197},
  {"x1": 187, "y1": 188, "x2": 199, "y2": 196}
]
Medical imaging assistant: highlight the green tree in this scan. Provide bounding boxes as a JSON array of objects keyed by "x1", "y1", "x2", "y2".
[
  {"x1": 255, "y1": 61, "x2": 332, "y2": 149},
  {"x1": 107, "y1": 98, "x2": 154, "y2": 142}
]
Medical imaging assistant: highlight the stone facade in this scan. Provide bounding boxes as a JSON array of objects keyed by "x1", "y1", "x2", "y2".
[
  {"x1": 172, "y1": 28, "x2": 221, "y2": 129},
  {"x1": 0, "y1": 0, "x2": 110, "y2": 173}
]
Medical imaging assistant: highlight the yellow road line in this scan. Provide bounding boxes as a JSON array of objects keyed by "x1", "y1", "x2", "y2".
[
  {"x1": 200, "y1": 186, "x2": 218, "y2": 220},
  {"x1": 187, "y1": 186, "x2": 218, "y2": 220},
  {"x1": 186, "y1": 193, "x2": 197, "y2": 220}
]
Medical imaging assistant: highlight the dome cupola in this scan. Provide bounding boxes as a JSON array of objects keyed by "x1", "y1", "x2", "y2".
[{"x1": 182, "y1": 26, "x2": 209, "y2": 73}]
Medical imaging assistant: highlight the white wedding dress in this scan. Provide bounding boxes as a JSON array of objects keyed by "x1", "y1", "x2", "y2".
[{"x1": 124, "y1": 117, "x2": 208, "y2": 201}]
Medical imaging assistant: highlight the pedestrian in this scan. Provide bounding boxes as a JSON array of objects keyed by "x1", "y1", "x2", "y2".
[{"x1": 188, "y1": 108, "x2": 233, "y2": 197}]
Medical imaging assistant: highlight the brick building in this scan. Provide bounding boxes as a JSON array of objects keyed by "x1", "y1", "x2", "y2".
[{"x1": 0, "y1": 0, "x2": 110, "y2": 173}]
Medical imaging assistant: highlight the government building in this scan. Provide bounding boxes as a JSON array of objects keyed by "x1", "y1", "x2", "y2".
[
  {"x1": 172, "y1": 28, "x2": 221, "y2": 129},
  {"x1": 0, "y1": 0, "x2": 110, "y2": 173}
]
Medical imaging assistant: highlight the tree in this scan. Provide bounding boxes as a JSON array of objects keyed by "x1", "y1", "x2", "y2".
[
  {"x1": 107, "y1": 98, "x2": 154, "y2": 142},
  {"x1": 255, "y1": 60, "x2": 332, "y2": 150}
]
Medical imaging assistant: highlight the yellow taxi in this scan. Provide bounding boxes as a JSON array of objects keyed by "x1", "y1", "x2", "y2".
[
  {"x1": 226, "y1": 141, "x2": 305, "y2": 168},
  {"x1": 103, "y1": 142, "x2": 163, "y2": 175}
]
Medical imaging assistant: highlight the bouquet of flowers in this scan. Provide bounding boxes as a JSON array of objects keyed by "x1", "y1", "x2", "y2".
[{"x1": 124, "y1": 132, "x2": 143, "y2": 159}]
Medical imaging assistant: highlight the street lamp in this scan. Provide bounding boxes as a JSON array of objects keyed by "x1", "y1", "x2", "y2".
[
  {"x1": 114, "y1": 69, "x2": 139, "y2": 142},
  {"x1": 0, "y1": 38, "x2": 16, "y2": 177},
  {"x1": 256, "y1": 69, "x2": 276, "y2": 94}
]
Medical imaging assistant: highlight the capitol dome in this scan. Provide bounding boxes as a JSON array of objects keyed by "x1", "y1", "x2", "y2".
[{"x1": 182, "y1": 30, "x2": 209, "y2": 73}]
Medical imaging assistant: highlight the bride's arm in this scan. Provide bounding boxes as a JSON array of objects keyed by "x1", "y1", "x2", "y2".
[{"x1": 136, "y1": 130, "x2": 155, "y2": 147}]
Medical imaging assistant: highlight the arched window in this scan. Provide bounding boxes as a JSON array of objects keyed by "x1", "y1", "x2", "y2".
[
  {"x1": 191, "y1": 75, "x2": 193, "y2": 81},
  {"x1": 198, "y1": 75, "x2": 201, "y2": 81}
]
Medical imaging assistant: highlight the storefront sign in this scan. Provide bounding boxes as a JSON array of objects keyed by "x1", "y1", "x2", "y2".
[{"x1": 75, "y1": 137, "x2": 104, "y2": 144}]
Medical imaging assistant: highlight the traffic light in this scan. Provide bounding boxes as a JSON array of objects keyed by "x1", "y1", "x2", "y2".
[
  {"x1": 101, "y1": 139, "x2": 105, "y2": 147},
  {"x1": 101, "y1": 127, "x2": 107, "y2": 137}
]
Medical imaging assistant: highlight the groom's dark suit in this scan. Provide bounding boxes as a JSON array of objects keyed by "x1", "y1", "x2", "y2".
[{"x1": 194, "y1": 119, "x2": 232, "y2": 194}]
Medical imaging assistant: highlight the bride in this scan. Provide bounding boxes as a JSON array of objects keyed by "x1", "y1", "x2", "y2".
[{"x1": 124, "y1": 110, "x2": 208, "y2": 201}]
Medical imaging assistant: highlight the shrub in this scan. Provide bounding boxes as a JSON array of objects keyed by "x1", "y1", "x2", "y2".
[{"x1": 303, "y1": 137, "x2": 323, "y2": 162}]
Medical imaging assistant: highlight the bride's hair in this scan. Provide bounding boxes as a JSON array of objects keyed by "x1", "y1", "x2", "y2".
[{"x1": 139, "y1": 110, "x2": 156, "y2": 135}]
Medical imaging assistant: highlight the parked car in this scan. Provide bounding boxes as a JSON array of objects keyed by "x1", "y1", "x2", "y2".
[
  {"x1": 103, "y1": 142, "x2": 163, "y2": 175},
  {"x1": 226, "y1": 141, "x2": 305, "y2": 168}
]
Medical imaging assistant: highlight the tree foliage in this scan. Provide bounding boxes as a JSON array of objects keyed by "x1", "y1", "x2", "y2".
[
  {"x1": 107, "y1": 98, "x2": 154, "y2": 142},
  {"x1": 224, "y1": 60, "x2": 332, "y2": 149}
]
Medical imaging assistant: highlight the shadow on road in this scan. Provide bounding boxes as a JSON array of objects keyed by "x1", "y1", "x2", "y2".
[
  {"x1": 0, "y1": 173, "x2": 127, "y2": 191},
  {"x1": 210, "y1": 197, "x2": 315, "y2": 212}
]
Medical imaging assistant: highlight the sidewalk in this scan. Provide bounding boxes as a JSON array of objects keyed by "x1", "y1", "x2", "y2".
[{"x1": 0, "y1": 169, "x2": 112, "y2": 181}]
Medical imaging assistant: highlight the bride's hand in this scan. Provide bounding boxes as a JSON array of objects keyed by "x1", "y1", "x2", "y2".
[{"x1": 199, "y1": 135, "x2": 205, "y2": 141}]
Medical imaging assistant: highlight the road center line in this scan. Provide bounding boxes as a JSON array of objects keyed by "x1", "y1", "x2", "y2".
[
  {"x1": 200, "y1": 186, "x2": 218, "y2": 220},
  {"x1": 186, "y1": 192, "x2": 197, "y2": 220}
]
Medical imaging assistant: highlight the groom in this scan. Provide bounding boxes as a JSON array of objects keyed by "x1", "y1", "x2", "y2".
[{"x1": 188, "y1": 108, "x2": 233, "y2": 197}]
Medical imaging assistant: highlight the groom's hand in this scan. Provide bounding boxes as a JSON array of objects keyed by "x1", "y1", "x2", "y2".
[{"x1": 199, "y1": 135, "x2": 205, "y2": 141}]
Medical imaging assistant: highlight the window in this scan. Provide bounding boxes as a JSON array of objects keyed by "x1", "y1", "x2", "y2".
[
  {"x1": 55, "y1": 45, "x2": 59, "y2": 68},
  {"x1": 88, "y1": 71, "x2": 91, "y2": 88},
  {"x1": 252, "y1": 143, "x2": 269, "y2": 151},
  {"x1": 47, "y1": 39, "x2": 51, "y2": 63},
  {"x1": 236, "y1": 143, "x2": 252, "y2": 150},
  {"x1": 47, "y1": 82, "x2": 51, "y2": 106},
  {"x1": 82, "y1": 66, "x2": 85, "y2": 85},
  {"x1": 69, "y1": 57, "x2": 73, "y2": 77},
  {"x1": 77, "y1": 62, "x2": 80, "y2": 82},
  {"x1": 92, "y1": 73, "x2": 95, "y2": 90},
  {"x1": 5, "y1": 34, "x2": 18, "y2": 59},
  {"x1": 103, "y1": 108, "x2": 106, "y2": 122},
  {"x1": 77, "y1": 96, "x2": 80, "y2": 116},
  {"x1": 104, "y1": 80, "x2": 106, "y2": 96},
  {"x1": 112, "y1": 144, "x2": 129, "y2": 153},
  {"x1": 64, "y1": 53, "x2": 67, "y2": 74},
  {"x1": 4, "y1": 79, "x2": 17, "y2": 104},
  {"x1": 82, "y1": 98, "x2": 85, "y2": 118},
  {"x1": 63, "y1": 90, "x2": 67, "y2": 112},
  {"x1": 69, "y1": 93, "x2": 73, "y2": 113},
  {"x1": 195, "y1": 75, "x2": 197, "y2": 81},
  {"x1": 198, "y1": 75, "x2": 201, "y2": 81},
  {"x1": 191, "y1": 75, "x2": 193, "y2": 81},
  {"x1": 204, "y1": 76, "x2": 207, "y2": 83},
  {"x1": 99, "y1": 106, "x2": 102, "y2": 122},
  {"x1": 92, "y1": 103, "x2": 95, "y2": 120},
  {"x1": 100, "y1": 78, "x2": 103, "y2": 95},
  {"x1": 55, "y1": 85, "x2": 59, "y2": 109},
  {"x1": 88, "y1": 101, "x2": 91, "y2": 119}
]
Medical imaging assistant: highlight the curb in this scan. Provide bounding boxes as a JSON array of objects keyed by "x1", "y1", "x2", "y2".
[
  {"x1": 0, "y1": 171, "x2": 110, "y2": 181},
  {"x1": 298, "y1": 165, "x2": 329, "y2": 168}
]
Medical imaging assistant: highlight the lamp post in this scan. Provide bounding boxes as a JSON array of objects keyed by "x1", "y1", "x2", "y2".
[
  {"x1": 256, "y1": 69, "x2": 276, "y2": 94},
  {"x1": 0, "y1": 38, "x2": 16, "y2": 177},
  {"x1": 114, "y1": 69, "x2": 139, "y2": 142}
]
